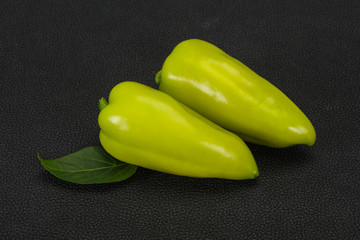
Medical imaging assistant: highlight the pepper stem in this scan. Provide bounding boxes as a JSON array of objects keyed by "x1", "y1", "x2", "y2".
[
  {"x1": 98, "y1": 98, "x2": 109, "y2": 111},
  {"x1": 155, "y1": 70, "x2": 162, "y2": 84}
]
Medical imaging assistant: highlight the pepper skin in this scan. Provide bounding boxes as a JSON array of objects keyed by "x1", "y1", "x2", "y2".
[
  {"x1": 98, "y1": 81, "x2": 258, "y2": 180},
  {"x1": 156, "y1": 39, "x2": 316, "y2": 148}
]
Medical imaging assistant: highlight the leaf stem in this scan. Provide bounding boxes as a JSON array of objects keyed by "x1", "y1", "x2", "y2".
[{"x1": 98, "y1": 98, "x2": 109, "y2": 111}]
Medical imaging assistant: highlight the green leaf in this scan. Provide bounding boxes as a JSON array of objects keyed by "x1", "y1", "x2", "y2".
[{"x1": 38, "y1": 146, "x2": 137, "y2": 184}]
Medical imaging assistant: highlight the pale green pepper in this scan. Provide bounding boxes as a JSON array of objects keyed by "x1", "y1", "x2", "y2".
[
  {"x1": 98, "y1": 81, "x2": 258, "y2": 180},
  {"x1": 156, "y1": 39, "x2": 316, "y2": 147}
]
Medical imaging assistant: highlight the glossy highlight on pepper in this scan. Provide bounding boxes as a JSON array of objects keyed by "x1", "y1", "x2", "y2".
[
  {"x1": 156, "y1": 39, "x2": 316, "y2": 148},
  {"x1": 98, "y1": 81, "x2": 259, "y2": 180}
]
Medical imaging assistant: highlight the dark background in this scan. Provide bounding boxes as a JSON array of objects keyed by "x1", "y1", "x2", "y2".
[{"x1": 1, "y1": 0, "x2": 359, "y2": 239}]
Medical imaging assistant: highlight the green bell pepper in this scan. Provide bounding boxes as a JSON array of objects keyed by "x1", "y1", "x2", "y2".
[
  {"x1": 156, "y1": 39, "x2": 316, "y2": 148},
  {"x1": 98, "y1": 81, "x2": 258, "y2": 180}
]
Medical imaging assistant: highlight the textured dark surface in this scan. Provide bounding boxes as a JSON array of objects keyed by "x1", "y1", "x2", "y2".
[{"x1": 1, "y1": 0, "x2": 359, "y2": 239}]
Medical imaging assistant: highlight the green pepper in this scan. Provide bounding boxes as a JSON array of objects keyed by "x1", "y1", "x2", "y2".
[
  {"x1": 98, "y1": 81, "x2": 258, "y2": 180},
  {"x1": 156, "y1": 39, "x2": 316, "y2": 148}
]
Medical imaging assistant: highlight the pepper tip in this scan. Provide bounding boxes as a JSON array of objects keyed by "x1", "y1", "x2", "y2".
[{"x1": 253, "y1": 170, "x2": 259, "y2": 179}]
